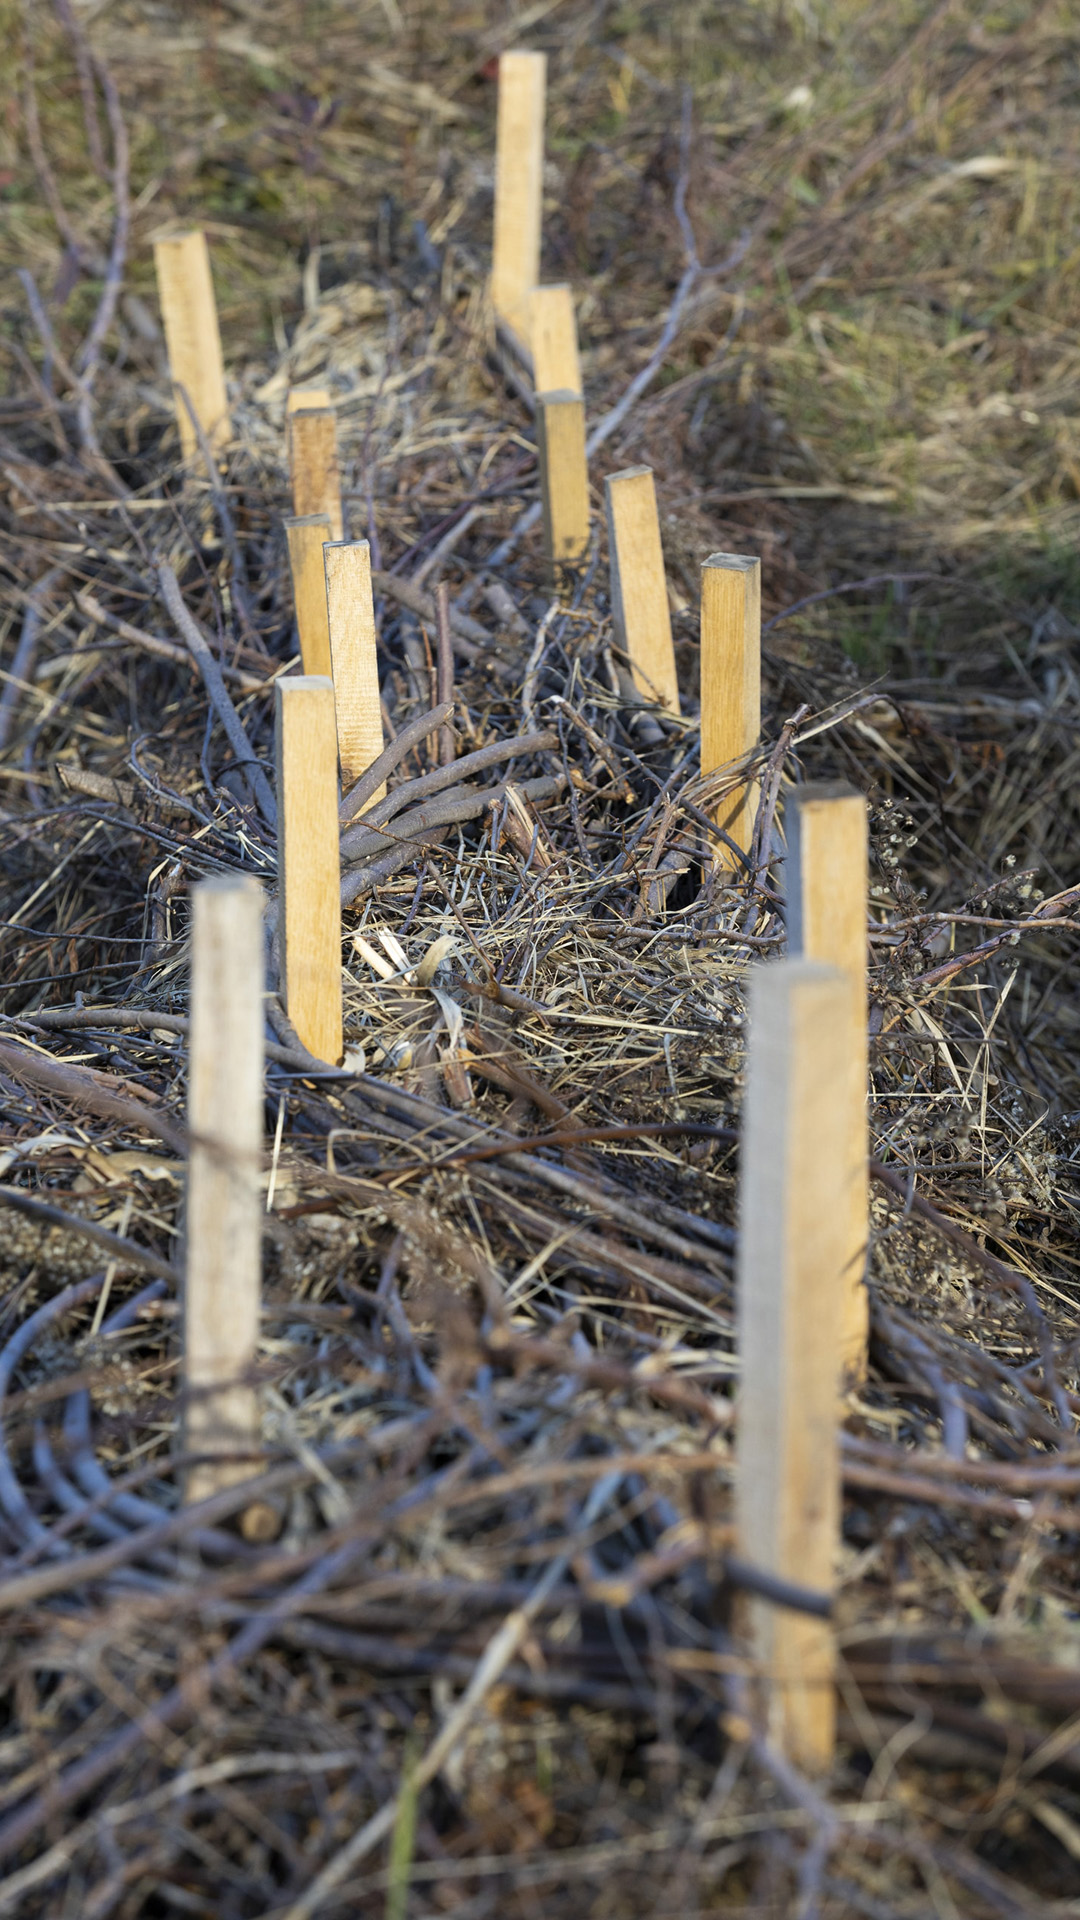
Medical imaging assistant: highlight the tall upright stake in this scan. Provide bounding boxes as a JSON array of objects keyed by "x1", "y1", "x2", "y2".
[
  {"x1": 275, "y1": 677, "x2": 343, "y2": 1064},
  {"x1": 184, "y1": 875, "x2": 263, "y2": 1506},
  {"x1": 289, "y1": 407, "x2": 344, "y2": 542},
  {"x1": 284, "y1": 514, "x2": 333, "y2": 679},
  {"x1": 323, "y1": 541, "x2": 386, "y2": 800},
  {"x1": 536, "y1": 390, "x2": 589, "y2": 585},
  {"x1": 492, "y1": 50, "x2": 546, "y2": 345},
  {"x1": 700, "y1": 552, "x2": 761, "y2": 865},
  {"x1": 736, "y1": 958, "x2": 851, "y2": 1769},
  {"x1": 789, "y1": 783, "x2": 870, "y2": 1382},
  {"x1": 605, "y1": 466, "x2": 680, "y2": 715},
  {"x1": 153, "y1": 231, "x2": 230, "y2": 461},
  {"x1": 530, "y1": 284, "x2": 582, "y2": 395}
]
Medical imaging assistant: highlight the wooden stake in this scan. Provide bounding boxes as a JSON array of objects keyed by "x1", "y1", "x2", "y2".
[
  {"x1": 184, "y1": 875, "x2": 263, "y2": 1506},
  {"x1": 153, "y1": 230, "x2": 230, "y2": 461},
  {"x1": 536, "y1": 390, "x2": 589, "y2": 583},
  {"x1": 275, "y1": 677, "x2": 343, "y2": 1064},
  {"x1": 605, "y1": 466, "x2": 680, "y2": 715},
  {"x1": 289, "y1": 407, "x2": 343, "y2": 542},
  {"x1": 736, "y1": 958, "x2": 851, "y2": 1769},
  {"x1": 700, "y1": 552, "x2": 761, "y2": 864},
  {"x1": 284, "y1": 514, "x2": 332, "y2": 679},
  {"x1": 287, "y1": 386, "x2": 331, "y2": 414},
  {"x1": 788, "y1": 783, "x2": 870, "y2": 1382},
  {"x1": 492, "y1": 49, "x2": 546, "y2": 343},
  {"x1": 530, "y1": 284, "x2": 581, "y2": 396},
  {"x1": 323, "y1": 541, "x2": 386, "y2": 800}
]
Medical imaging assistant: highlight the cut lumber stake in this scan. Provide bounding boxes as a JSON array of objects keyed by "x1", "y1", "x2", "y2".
[
  {"x1": 284, "y1": 514, "x2": 333, "y2": 679},
  {"x1": 184, "y1": 875, "x2": 263, "y2": 1508},
  {"x1": 153, "y1": 230, "x2": 230, "y2": 461},
  {"x1": 275, "y1": 677, "x2": 343, "y2": 1064},
  {"x1": 323, "y1": 540, "x2": 386, "y2": 799},
  {"x1": 492, "y1": 50, "x2": 546, "y2": 344},
  {"x1": 788, "y1": 783, "x2": 870, "y2": 1382},
  {"x1": 536, "y1": 390, "x2": 589, "y2": 584},
  {"x1": 289, "y1": 407, "x2": 343, "y2": 542},
  {"x1": 700, "y1": 552, "x2": 761, "y2": 864},
  {"x1": 736, "y1": 958, "x2": 851, "y2": 1770},
  {"x1": 287, "y1": 386, "x2": 331, "y2": 414},
  {"x1": 605, "y1": 466, "x2": 680, "y2": 715},
  {"x1": 530, "y1": 284, "x2": 582, "y2": 396}
]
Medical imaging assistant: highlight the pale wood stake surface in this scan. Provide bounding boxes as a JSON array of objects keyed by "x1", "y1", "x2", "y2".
[
  {"x1": 284, "y1": 514, "x2": 333, "y2": 679},
  {"x1": 287, "y1": 386, "x2": 331, "y2": 414},
  {"x1": 530, "y1": 285, "x2": 582, "y2": 396},
  {"x1": 536, "y1": 390, "x2": 589, "y2": 583},
  {"x1": 323, "y1": 540, "x2": 386, "y2": 799},
  {"x1": 736, "y1": 958, "x2": 851, "y2": 1769},
  {"x1": 184, "y1": 875, "x2": 263, "y2": 1506},
  {"x1": 789, "y1": 783, "x2": 870, "y2": 1381},
  {"x1": 700, "y1": 552, "x2": 761, "y2": 862},
  {"x1": 605, "y1": 466, "x2": 680, "y2": 715},
  {"x1": 275, "y1": 676, "x2": 343, "y2": 1064},
  {"x1": 289, "y1": 407, "x2": 344, "y2": 542},
  {"x1": 153, "y1": 231, "x2": 230, "y2": 461},
  {"x1": 492, "y1": 50, "x2": 546, "y2": 343}
]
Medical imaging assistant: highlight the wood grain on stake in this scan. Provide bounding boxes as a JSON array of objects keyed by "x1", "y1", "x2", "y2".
[
  {"x1": 284, "y1": 514, "x2": 333, "y2": 679},
  {"x1": 323, "y1": 540, "x2": 385, "y2": 800},
  {"x1": 530, "y1": 285, "x2": 582, "y2": 396},
  {"x1": 275, "y1": 677, "x2": 343, "y2": 1065},
  {"x1": 289, "y1": 407, "x2": 343, "y2": 542},
  {"x1": 789, "y1": 784, "x2": 870, "y2": 1380},
  {"x1": 152, "y1": 231, "x2": 230, "y2": 461},
  {"x1": 605, "y1": 466, "x2": 680, "y2": 715},
  {"x1": 492, "y1": 50, "x2": 546, "y2": 344},
  {"x1": 184, "y1": 876, "x2": 263, "y2": 1507},
  {"x1": 536, "y1": 390, "x2": 589, "y2": 581},
  {"x1": 736, "y1": 958, "x2": 850, "y2": 1769},
  {"x1": 700, "y1": 552, "x2": 761, "y2": 862}
]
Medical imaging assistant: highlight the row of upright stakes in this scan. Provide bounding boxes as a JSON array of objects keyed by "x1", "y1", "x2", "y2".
[{"x1": 150, "y1": 48, "x2": 872, "y2": 1774}]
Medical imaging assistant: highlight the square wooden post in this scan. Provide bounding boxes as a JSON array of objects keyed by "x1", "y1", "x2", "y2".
[
  {"x1": 275, "y1": 676, "x2": 343, "y2": 1064},
  {"x1": 323, "y1": 540, "x2": 386, "y2": 801},
  {"x1": 153, "y1": 230, "x2": 230, "y2": 461},
  {"x1": 289, "y1": 407, "x2": 343, "y2": 542},
  {"x1": 605, "y1": 465, "x2": 680, "y2": 715},
  {"x1": 530, "y1": 284, "x2": 581, "y2": 395},
  {"x1": 284, "y1": 513, "x2": 332, "y2": 679},
  {"x1": 492, "y1": 50, "x2": 546, "y2": 344},
  {"x1": 700, "y1": 553, "x2": 761, "y2": 865},
  {"x1": 536, "y1": 390, "x2": 589, "y2": 585}
]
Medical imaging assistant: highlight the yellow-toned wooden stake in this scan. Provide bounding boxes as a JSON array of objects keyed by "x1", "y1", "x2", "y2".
[
  {"x1": 184, "y1": 874, "x2": 263, "y2": 1506},
  {"x1": 530, "y1": 284, "x2": 581, "y2": 395},
  {"x1": 153, "y1": 230, "x2": 230, "y2": 461},
  {"x1": 289, "y1": 407, "x2": 343, "y2": 542},
  {"x1": 284, "y1": 514, "x2": 333, "y2": 678},
  {"x1": 736, "y1": 958, "x2": 850, "y2": 1770},
  {"x1": 492, "y1": 50, "x2": 546, "y2": 343},
  {"x1": 536, "y1": 390, "x2": 589, "y2": 583},
  {"x1": 605, "y1": 466, "x2": 680, "y2": 715},
  {"x1": 789, "y1": 783, "x2": 870, "y2": 1383},
  {"x1": 275, "y1": 677, "x2": 343, "y2": 1064},
  {"x1": 287, "y1": 386, "x2": 331, "y2": 414},
  {"x1": 323, "y1": 541, "x2": 386, "y2": 801},
  {"x1": 700, "y1": 552, "x2": 761, "y2": 864}
]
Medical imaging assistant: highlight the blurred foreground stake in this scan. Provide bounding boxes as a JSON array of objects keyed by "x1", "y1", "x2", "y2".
[
  {"x1": 736, "y1": 958, "x2": 851, "y2": 1768},
  {"x1": 153, "y1": 230, "x2": 230, "y2": 461}
]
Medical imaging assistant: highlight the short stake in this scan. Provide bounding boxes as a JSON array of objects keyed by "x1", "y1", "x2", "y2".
[
  {"x1": 536, "y1": 390, "x2": 589, "y2": 584},
  {"x1": 736, "y1": 958, "x2": 851, "y2": 1769},
  {"x1": 275, "y1": 677, "x2": 343, "y2": 1064},
  {"x1": 284, "y1": 513, "x2": 333, "y2": 678},
  {"x1": 700, "y1": 552, "x2": 761, "y2": 865},
  {"x1": 289, "y1": 406, "x2": 344, "y2": 542},
  {"x1": 605, "y1": 466, "x2": 680, "y2": 715},
  {"x1": 530, "y1": 284, "x2": 582, "y2": 395},
  {"x1": 184, "y1": 875, "x2": 263, "y2": 1507},
  {"x1": 492, "y1": 49, "x2": 546, "y2": 344},
  {"x1": 323, "y1": 540, "x2": 386, "y2": 800},
  {"x1": 788, "y1": 783, "x2": 870, "y2": 1382},
  {"x1": 153, "y1": 230, "x2": 230, "y2": 461}
]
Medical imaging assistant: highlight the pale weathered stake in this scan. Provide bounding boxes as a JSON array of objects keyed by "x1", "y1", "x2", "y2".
[
  {"x1": 492, "y1": 49, "x2": 547, "y2": 344},
  {"x1": 536, "y1": 390, "x2": 589, "y2": 583},
  {"x1": 788, "y1": 783, "x2": 870, "y2": 1382},
  {"x1": 736, "y1": 958, "x2": 851, "y2": 1769},
  {"x1": 286, "y1": 386, "x2": 331, "y2": 414},
  {"x1": 323, "y1": 540, "x2": 386, "y2": 801},
  {"x1": 184, "y1": 875, "x2": 263, "y2": 1506},
  {"x1": 605, "y1": 466, "x2": 680, "y2": 715},
  {"x1": 275, "y1": 677, "x2": 343, "y2": 1064},
  {"x1": 530, "y1": 284, "x2": 582, "y2": 396},
  {"x1": 700, "y1": 552, "x2": 761, "y2": 864},
  {"x1": 289, "y1": 407, "x2": 344, "y2": 542},
  {"x1": 153, "y1": 230, "x2": 230, "y2": 461},
  {"x1": 284, "y1": 514, "x2": 333, "y2": 678}
]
